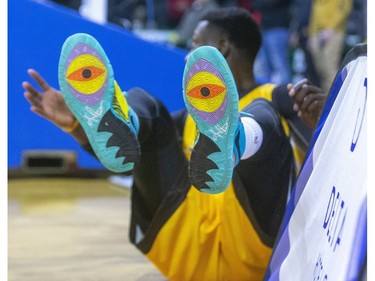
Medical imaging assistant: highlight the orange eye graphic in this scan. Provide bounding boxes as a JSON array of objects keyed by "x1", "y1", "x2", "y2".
[
  {"x1": 186, "y1": 71, "x2": 226, "y2": 113},
  {"x1": 67, "y1": 66, "x2": 105, "y2": 82},
  {"x1": 187, "y1": 84, "x2": 226, "y2": 99},
  {"x1": 66, "y1": 53, "x2": 107, "y2": 95}
]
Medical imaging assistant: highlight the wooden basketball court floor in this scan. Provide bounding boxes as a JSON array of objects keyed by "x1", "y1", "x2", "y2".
[{"x1": 8, "y1": 177, "x2": 166, "y2": 281}]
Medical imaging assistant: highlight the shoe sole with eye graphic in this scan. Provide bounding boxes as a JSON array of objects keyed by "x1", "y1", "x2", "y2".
[
  {"x1": 58, "y1": 33, "x2": 140, "y2": 173},
  {"x1": 183, "y1": 46, "x2": 240, "y2": 194}
]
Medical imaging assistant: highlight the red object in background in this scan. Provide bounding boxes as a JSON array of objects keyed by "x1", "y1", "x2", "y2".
[{"x1": 168, "y1": 0, "x2": 194, "y2": 20}]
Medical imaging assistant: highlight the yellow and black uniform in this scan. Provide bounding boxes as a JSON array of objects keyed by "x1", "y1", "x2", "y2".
[{"x1": 83, "y1": 85, "x2": 311, "y2": 280}]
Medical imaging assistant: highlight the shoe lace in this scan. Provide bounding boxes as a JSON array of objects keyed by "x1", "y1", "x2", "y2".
[{"x1": 83, "y1": 101, "x2": 104, "y2": 126}]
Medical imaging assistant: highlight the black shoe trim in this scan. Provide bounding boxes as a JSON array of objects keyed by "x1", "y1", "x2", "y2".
[
  {"x1": 98, "y1": 110, "x2": 140, "y2": 165},
  {"x1": 189, "y1": 133, "x2": 220, "y2": 191}
]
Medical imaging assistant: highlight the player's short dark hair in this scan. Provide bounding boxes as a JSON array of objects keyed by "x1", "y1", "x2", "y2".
[{"x1": 202, "y1": 7, "x2": 262, "y2": 60}]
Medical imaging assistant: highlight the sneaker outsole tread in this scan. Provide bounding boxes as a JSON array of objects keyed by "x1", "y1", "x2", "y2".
[
  {"x1": 183, "y1": 46, "x2": 239, "y2": 194},
  {"x1": 58, "y1": 33, "x2": 140, "y2": 173}
]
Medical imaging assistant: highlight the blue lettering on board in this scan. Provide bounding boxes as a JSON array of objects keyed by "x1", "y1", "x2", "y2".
[
  {"x1": 313, "y1": 253, "x2": 328, "y2": 281},
  {"x1": 323, "y1": 186, "x2": 347, "y2": 252},
  {"x1": 351, "y1": 78, "x2": 367, "y2": 152}
]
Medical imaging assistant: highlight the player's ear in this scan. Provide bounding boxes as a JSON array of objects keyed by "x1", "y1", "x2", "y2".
[{"x1": 218, "y1": 36, "x2": 230, "y2": 58}]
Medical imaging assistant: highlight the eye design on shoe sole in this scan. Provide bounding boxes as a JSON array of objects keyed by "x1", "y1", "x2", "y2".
[
  {"x1": 64, "y1": 43, "x2": 108, "y2": 105},
  {"x1": 185, "y1": 59, "x2": 227, "y2": 124}
]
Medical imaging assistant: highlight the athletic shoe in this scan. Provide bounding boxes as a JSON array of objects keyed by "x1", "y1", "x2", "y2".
[
  {"x1": 58, "y1": 33, "x2": 140, "y2": 173},
  {"x1": 183, "y1": 46, "x2": 244, "y2": 194}
]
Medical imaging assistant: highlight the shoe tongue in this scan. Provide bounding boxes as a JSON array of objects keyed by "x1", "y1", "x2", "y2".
[{"x1": 112, "y1": 80, "x2": 129, "y2": 123}]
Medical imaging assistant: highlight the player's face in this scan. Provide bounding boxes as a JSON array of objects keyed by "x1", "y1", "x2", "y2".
[{"x1": 185, "y1": 20, "x2": 221, "y2": 62}]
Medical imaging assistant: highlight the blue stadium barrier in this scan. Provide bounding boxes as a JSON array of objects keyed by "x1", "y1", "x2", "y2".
[{"x1": 8, "y1": 0, "x2": 187, "y2": 169}]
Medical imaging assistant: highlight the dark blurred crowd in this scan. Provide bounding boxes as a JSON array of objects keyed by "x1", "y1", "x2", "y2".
[{"x1": 51, "y1": 0, "x2": 367, "y2": 91}]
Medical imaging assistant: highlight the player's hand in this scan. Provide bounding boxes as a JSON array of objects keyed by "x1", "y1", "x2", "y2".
[
  {"x1": 23, "y1": 68, "x2": 76, "y2": 130},
  {"x1": 288, "y1": 79, "x2": 327, "y2": 128}
]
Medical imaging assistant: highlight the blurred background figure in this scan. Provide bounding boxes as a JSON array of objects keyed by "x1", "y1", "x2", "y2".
[
  {"x1": 167, "y1": 0, "x2": 195, "y2": 28},
  {"x1": 107, "y1": 0, "x2": 145, "y2": 29},
  {"x1": 344, "y1": 0, "x2": 367, "y2": 50},
  {"x1": 51, "y1": 0, "x2": 82, "y2": 10},
  {"x1": 174, "y1": 0, "x2": 219, "y2": 48},
  {"x1": 307, "y1": 0, "x2": 353, "y2": 93},
  {"x1": 289, "y1": 0, "x2": 320, "y2": 86},
  {"x1": 107, "y1": 0, "x2": 172, "y2": 30},
  {"x1": 252, "y1": 0, "x2": 292, "y2": 84}
]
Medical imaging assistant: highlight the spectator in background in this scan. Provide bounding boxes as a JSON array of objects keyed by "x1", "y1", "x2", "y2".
[
  {"x1": 307, "y1": 0, "x2": 353, "y2": 93},
  {"x1": 345, "y1": 0, "x2": 367, "y2": 48},
  {"x1": 252, "y1": 0, "x2": 292, "y2": 84},
  {"x1": 174, "y1": 0, "x2": 219, "y2": 48},
  {"x1": 51, "y1": 0, "x2": 82, "y2": 10},
  {"x1": 167, "y1": 0, "x2": 195, "y2": 28},
  {"x1": 107, "y1": 0, "x2": 172, "y2": 30},
  {"x1": 107, "y1": 0, "x2": 144, "y2": 29},
  {"x1": 289, "y1": 0, "x2": 320, "y2": 86}
]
